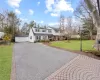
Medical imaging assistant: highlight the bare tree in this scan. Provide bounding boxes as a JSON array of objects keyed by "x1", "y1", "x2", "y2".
[
  {"x1": 66, "y1": 17, "x2": 73, "y2": 42},
  {"x1": 74, "y1": 0, "x2": 95, "y2": 40},
  {"x1": 21, "y1": 22, "x2": 29, "y2": 35},
  {"x1": 0, "y1": 13, "x2": 5, "y2": 31},
  {"x1": 84, "y1": 0, "x2": 100, "y2": 49},
  {"x1": 59, "y1": 15, "x2": 65, "y2": 34}
]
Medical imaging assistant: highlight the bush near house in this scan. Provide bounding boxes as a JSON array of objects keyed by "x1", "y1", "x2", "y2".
[
  {"x1": 3, "y1": 34, "x2": 12, "y2": 45},
  {"x1": 34, "y1": 40, "x2": 50, "y2": 43}
]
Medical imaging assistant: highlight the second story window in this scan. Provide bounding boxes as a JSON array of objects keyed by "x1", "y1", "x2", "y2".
[
  {"x1": 42, "y1": 29, "x2": 46, "y2": 32},
  {"x1": 35, "y1": 28, "x2": 39, "y2": 32},
  {"x1": 48, "y1": 30, "x2": 52, "y2": 33}
]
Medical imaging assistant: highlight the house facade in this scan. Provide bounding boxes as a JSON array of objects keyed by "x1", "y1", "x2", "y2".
[{"x1": 28, "y1": 27, "x2": 62, "y2": 42}]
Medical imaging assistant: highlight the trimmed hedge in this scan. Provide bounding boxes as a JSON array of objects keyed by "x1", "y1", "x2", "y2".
[{"x1": 34, "y1": 40, "x2": 50, "y2": 43}]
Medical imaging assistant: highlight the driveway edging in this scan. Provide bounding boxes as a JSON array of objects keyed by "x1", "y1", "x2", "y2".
[{"x1": 10, "y1": 48, "x2": 16, "y2": 80}]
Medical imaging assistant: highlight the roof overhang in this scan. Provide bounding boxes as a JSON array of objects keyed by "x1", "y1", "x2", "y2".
[{"x1": 34, "y1": 32, "x2": 53, "y2": 35}]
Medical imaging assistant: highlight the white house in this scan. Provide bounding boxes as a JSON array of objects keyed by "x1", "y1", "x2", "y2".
[
  {"x1": 15, "y1": 27, "x2": 68, "y2": 42},
  {"x1": 28, "y1": 27, "x2": 61, "y2": 42}
]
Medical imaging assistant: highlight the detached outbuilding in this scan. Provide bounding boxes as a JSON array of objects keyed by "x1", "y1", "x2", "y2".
[{"x1": 0, "y1": 32, "x2": 4, "y2": 39}]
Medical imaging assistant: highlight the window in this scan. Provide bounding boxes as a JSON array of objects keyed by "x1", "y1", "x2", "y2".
[
  {"x1": 42, "y1": 29, "x2": 46, "y2": 32},
  {"x1": 39, "y1": 36, "x2": 41, "y2": 40},
  {"x1": 36, "y1": 36, "x2": 39, "y2": 40},
  {"x1": 35, "y1": 29, "x2": 38, "y2": 32},
  {"x1": 35, "y1": 36, "x2": 41, "y2": 40},
  {"x1": 30, "y1": 36, "x2": 32, "y2": 39},
  {"x1": 35, "y1": 28, "x2": 40, "y2": 32},
  {"x1": 48, "y1": 30, "x2": 52, "y2": 33},
  {"x1": 43, "y1": 36, "x2": 47, "y2": 40}
]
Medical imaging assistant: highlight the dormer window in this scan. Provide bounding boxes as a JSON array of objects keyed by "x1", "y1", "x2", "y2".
[
  {"x1": 35, "y1": 28, "x2": 39, "y2": 32},
  {"x1": 48, "y1": 30, "x2": 52, "y2": 33},
  {"x1": 42, "y1": 29, "x2": 46, "y2": 32}
]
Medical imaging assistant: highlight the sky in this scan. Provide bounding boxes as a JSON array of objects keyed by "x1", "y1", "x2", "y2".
[{"x1": 0, "y1": 0, "x2": 80, "y2": 26}]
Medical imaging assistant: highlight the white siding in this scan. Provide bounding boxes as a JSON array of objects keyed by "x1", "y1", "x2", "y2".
[
  {"x1": 28, "y1": 29, "x2": 35, "y2": 42},
  {"x1": 15, "y1": 37, "x2": 28, "y2": 42}
]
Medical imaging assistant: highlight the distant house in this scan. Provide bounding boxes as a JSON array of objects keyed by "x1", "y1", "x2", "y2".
[
  {"x1": 28, "y1": 27, "x2": 65, "y2": 42},
  {"x1": 0, "y1": 32, "x2": 4, "y2": 39},
  {"x1": 15, "y1": 27, "x2": 68, "y2": 42},
  {"x1": 71, "y1": 35, "x2": 80, "y2": 39}
]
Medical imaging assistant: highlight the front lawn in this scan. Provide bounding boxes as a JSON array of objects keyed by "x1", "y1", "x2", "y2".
[
  {"x1": 50, "y1": 40, "x2": 95, "y2": 51},
  {"x1": 0, "y1": 44, "x2": 13, "y2": 80}
]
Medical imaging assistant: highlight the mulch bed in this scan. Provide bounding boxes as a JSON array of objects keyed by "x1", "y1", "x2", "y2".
[{"x1": 43, "y1": 42, "x2": 100, "y2": 60}]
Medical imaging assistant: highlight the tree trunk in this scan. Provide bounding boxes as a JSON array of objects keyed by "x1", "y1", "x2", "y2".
[
  {"x1": 95, "y1": 27, "x2": 100, "y2": 50},
  {"x1": 89, "y1": 31, "x2": 93, "y2": 40}
]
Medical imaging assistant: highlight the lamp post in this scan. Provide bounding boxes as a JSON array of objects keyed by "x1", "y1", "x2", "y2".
[
  {"x1": 97, "y1": 0, "x2": 100, "y2": 16},
  {"x1": 79, "y1": 27, "x2": 82, "y2": 51}
]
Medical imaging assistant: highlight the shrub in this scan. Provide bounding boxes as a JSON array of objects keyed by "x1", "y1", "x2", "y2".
[
  {"x1": 70, "y1": 38, "x2": 80, "y2": 40},
  {"x1": 38, "y1": 40, "x2": 50, "y2": 43},
  {"x1": 39, "y1": 40, "x2": 45, "y2": 42},
  {"x1": 70, "y1": 36, "x2": 89, "y2": 40},
  {"x1": 3, "y1": 34, "x2": 12, "y2": 44},
  {"x1": 84, "y1": 50, "x2": 100, "y2": 57},
  {"x1": 82, "y1": 36, "x2": 89, "y2": 40},
  {"x1": 44, "y1": 40, "x2": 50, "y2": 43}
]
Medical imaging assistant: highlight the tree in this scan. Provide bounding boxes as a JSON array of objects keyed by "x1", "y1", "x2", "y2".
[
  {"x1": 0, "y1": 11, "x2": 21, "y2": 41},
  {"x1": 74, "y1": 0, "x2": 92, "y2": 21},
  {"x1": 0, "y1": 13, "x2": 5, "y2": 31},
  {"x1": 5, "y1": 11, "x2": 21, "y2": 37},
  {"x1": 29, "y1": 21, "x2": 36, "y2": 29},
  {"x1": 74, "y1": 0, "x2": 95, "y2": 40},
  {"x1": 82, "y1": 18, "x2": 96, "y2": 39},
  {"x1": 84, "y1": 0, "x2": 100, "y2": 49},
  {"x1": 66, "y1": 17, "x2": 73, "y2": 42},
  {"x1": 21, "y1": 22, "x2": 29, "y2": 35}
]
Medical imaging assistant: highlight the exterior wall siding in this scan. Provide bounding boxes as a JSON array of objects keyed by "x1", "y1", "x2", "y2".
[{"x1": 29, "y1": 29, "x2": 35, "y2": 42}]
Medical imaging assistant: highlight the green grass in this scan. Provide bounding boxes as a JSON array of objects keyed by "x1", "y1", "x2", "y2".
[
  {"x1": 0, "y1": 44, "x2": 13, "y2": 80},
  {"x1": 50, "y1": 40, "x2": 95, "y2": 51}
]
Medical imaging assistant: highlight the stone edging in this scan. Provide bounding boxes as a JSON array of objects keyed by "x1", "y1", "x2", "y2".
[{"x1": 10, "y1": 49, "x2": 16, "y2": 80}]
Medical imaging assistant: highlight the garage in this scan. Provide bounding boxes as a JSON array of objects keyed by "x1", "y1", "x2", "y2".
[{"x1": 15, "y1": 36, "x2": 29, "y2": 42}]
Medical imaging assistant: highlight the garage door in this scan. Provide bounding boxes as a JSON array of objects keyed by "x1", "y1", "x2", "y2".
[{"x1": 15, "y1": 37, "x2": 29, "y2": 42}]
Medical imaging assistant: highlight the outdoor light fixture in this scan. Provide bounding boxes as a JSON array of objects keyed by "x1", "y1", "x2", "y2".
[{"x1": 97, "y1": 0, "x2": 100, "y2": 16}]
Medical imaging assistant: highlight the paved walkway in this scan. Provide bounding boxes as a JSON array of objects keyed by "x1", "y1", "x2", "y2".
[
  {"x1": 45, "y1": 55, "x2": 100, "y2": 80},
  {"x1": 13, "y1": 43, "x2": 78, "y2": 80}
]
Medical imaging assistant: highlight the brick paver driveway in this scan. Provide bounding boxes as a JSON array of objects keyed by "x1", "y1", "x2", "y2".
[
  {"x1": 45, "y1": 55, "x2": 100, "y2": 80},
  {"x1": 13, "y1": 43, "x2": 78, "y2": 80}
]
